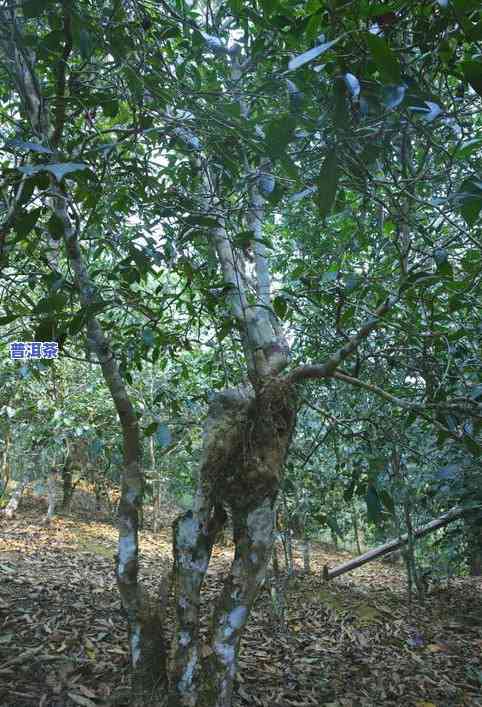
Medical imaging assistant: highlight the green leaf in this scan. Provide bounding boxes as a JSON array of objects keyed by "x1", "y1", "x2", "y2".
[
  {"x1": 35, "y1": 319, "x2": 57, "y2": 341},
  {"x1": 14, "y1": 208, "x2": 41, "y2": 238},
  {"x1": 437, "y1": 260, "x2": 454, "y2": 279},
  {"x1": 68, "y1": 311, "x2": 86, "y2": 335},
  {"x1": 462, "y1": 60, "x2": 482, "y2": 98},
  {"x1": 40, "y1": 30, "x2": 64, "y2": 53},
  {"x1": 454, "y1": 138, "x2": 482, "y2": 160},
  {"x1": 317, "y1": 148, "x2": 339, "y2": 218},
  {"x1": 306, "y1": 0, "x2": 322, "y2": 13},
  {"x1": 101, "y1": 98, "x2": 119, "y2": 118},
  {"x1": 17, "y1": 163, "x2": 88, "y2": 182},
  {"x1": 273, "y1": 296, "x2": 288, "y2": 319},
  {"x1": 229, "y1": 0, "x2": 243, "y2": 13},
  {"x1": 265, "y1": 115, "x2": 297, "y2": 159},
  {"x1": 121, "y1": 266, "x2": 140, "y2": 284},
  {"x1": 260, "y1": 0, "x2": 278, "y2": 16},
  {"x1": 0, "y1": 315, "x2": 20, "y2": 325},
  {"x1": 366, "y1": 485, "x2": 382, "y2": 523},
  {"x1": 142, "y1": 328, "x2": 155, "y2": 348},
  {"x1": 35, "y1": 294, "x2": 67, "y2": 314},
  {"x1": 144, "y1": 422, "x2": 158, "y2": 436},
  {"x1": 6, "y1": 139, "x2": 53, "y2": 154},
  {"x1": 217, "y1": 318, "x2": 233, "y2": 341},
  {"x1": 360, "y1": 2, "x2": 399, "y2": 17},
  {"x1": 456, "y1": 178, "x2": 482, "y2": 226},
  {"x1": 366, "y1": 34, "x2": 402, "y2": 83},
  {"x1": 48, "y1": 213, "x2": 65, "y2": 240},
  {"x1": 379, "y1": 490, "x2": 395, "y2": 516},
  {"x1": 179, "y1": 493, "x2": 193, "y2": 509},
  {"x1": 326, "y1": 515, "x2": 343, "y2": 538},
  {"x1": 185, "y1": 215, "x2": 221, "y2": 228},
  {"x1": 23, "y1": 0, "x2": 49, "y2": 17},
  {"x1": 288, "y1": 37, "x2": 342, "y2": 71},
  {"x1": 156, "y1": 423, "x2": 172, "y2": 448},
  {"x1": 79, "y1": 28, "x2": 94, "y2": 61},
  {"x1": 463, "y1": 435, "x2": 481, "y2": 457}
]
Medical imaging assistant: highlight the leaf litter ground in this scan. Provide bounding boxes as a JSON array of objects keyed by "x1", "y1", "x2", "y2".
[{"x1": 1, "y1": 493, "x2": 481, "y2": 707}]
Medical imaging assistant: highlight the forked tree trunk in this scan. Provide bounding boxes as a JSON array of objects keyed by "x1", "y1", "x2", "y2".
[
  {"x1": 168, "y1": 380, "x2": 297, "y2": 707},
  {"x1": 199, "y1": 500, "x2": 276, "y2": 706}
]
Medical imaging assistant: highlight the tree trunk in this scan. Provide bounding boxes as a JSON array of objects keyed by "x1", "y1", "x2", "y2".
[
  {"x1": 150, "y1": 436, "x2": 162, "y2": 534},
  {"x1": 302, "y1": 535, "x2": 311, "y2": 574},
  {"x1": 467, "y1": 518, "x2": 482, "y2": 577},
  {"x1": 470, "y1": 548, "x2": 482, "y2": 577},
  {"x1": 153, "y1": 475, "x2": 161, "y2": 533},
  {"x1": 281, "y1": 530, "x2": 294, "y2": 576},
  {"x1": 53, "y1": 194, "x2": 167, "y2": 701},
  {"x1": 94, "y1": 480, "x2": 103, "y2": 513},
  {"x1": 168, "y1": 380, "x2": 297, "y2": 707},
  {"x1": 44, "y1": 468, "x2": 58, "y2": 525},
  {"x1": 61, "y1": 456, "x2": 74, "y2": 512},
  {"x1": 199, "y1": 500, "x2": 276, "y2": 707},
  {"x1": 323, "y1": 506, "x2": 465, "y2": 580},
  {"x1": 272, "y1": 537, "x2": 280, "y2": 575},
  {"x1": 3, "y1": 469, "x2": 32, "y2": 519},
  {"x1": 351, "y1": 501, "x2": 362, "y2": 555},
  {"x1": 330, "y1": 529, "x2": 339, "y2": 550},
  {"x1": 1, "y1": 430, "x2": 11, "y2": 496}
]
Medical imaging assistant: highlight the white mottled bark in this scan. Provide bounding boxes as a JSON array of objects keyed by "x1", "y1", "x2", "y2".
[
  {"x1": 1, "y1": 431, "x2": 11, "y2": 495},
  {"x1": 3, "y1": 469, "x2": 32, "y2": 519},
  {"x1": 0, "y1": 9, "x2": 166, "y2": 692},
  {"x1": 302, "y1": 537, "x2": 311, "y2": 575},
  {"x1": 200, "y1": 500, "x2": 275, "y2": 707},
  {"x1": 44, "y1": 469, "x2": 57, "y2": 524}
]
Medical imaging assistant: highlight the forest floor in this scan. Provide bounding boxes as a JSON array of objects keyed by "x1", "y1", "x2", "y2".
[{"x1": 1, "y1": 493, "x2": 481, "y2": 707}]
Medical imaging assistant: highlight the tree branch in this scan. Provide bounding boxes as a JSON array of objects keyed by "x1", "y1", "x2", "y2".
[
  {"x1": 52, "y1": 1, "x2": 73, "y2": 148},
  {"x1": 287, "y1": 297, "x2": 396, "y2": 384},
  {"x1": 332, "y1": 370, "x2": 462, "y2": 438}
]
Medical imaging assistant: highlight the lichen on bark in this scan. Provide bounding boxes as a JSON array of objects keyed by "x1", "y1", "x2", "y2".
[{"x1": 170, "y1": 379, "x2": 297, "y2": 706}]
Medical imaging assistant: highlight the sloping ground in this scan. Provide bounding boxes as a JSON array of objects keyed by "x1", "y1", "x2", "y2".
[{"x1": 1, "y1": 496, "x2": 481, "y2": 707}]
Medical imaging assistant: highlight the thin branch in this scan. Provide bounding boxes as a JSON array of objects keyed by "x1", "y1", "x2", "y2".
[
  {"x1": 332, "y1": 370, "x2": 462, "y2": 439},
  {"x1": 287, "y1": 297, "x2": 396, "y2": 384},
  {"x1": 52, "y1": 1, "x2": 73, "y2": 148}
]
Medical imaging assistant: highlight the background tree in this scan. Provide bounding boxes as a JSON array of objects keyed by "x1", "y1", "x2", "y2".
[{"x1": 1, "y1": 1, "x2": 481, "y2": 706}]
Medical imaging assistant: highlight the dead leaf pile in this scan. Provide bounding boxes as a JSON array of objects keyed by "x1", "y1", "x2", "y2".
[{"x1": 1, "y1": 494, "x2": 481, "y2": 706}]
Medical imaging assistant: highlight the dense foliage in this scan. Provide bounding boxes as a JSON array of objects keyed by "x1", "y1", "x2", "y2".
[{"x1": 0, "y1": 1, "x2": 481, "y2": 704}]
